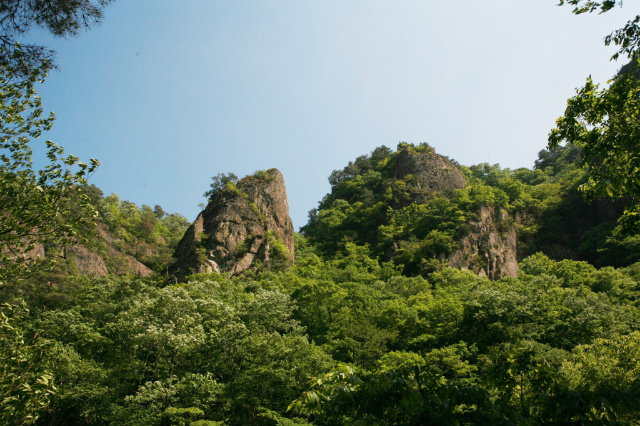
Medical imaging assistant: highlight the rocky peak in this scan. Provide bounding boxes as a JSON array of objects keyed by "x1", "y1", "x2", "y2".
[
  {"x1": 394, "y1": 144, "x2": 467, "y2": 195},
  {"x1": 389, "y1": 145, "x2": 517, "y2": 278},
  {"x1": 170, "y1": 168, "x2": 295, "y2": 280}
]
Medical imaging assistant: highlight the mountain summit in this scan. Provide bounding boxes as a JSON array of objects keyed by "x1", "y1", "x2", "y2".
[
  {"x1": 170, "y1": 168, "x2": 295, "y2": 280},
  {"x1": 303, "y1": 143, "x2": 519, "y2": 278}
]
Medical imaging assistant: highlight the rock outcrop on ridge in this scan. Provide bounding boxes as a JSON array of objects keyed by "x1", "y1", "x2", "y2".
[
  {"x1": 393, "y1": 144, "x2": 467, "y2": 197},
  {"x1": 61, "y1": 224, "x2": 154, "y2": 277},
  {"x1": 395, "y1": 146, "x2": 518, "y2": 278},
  {"x1": 170, "y1": 168, "x2": 295, "y2": 280},
  {"x1": 23, "y1": 223, "x2": 154, "y2": 277}
]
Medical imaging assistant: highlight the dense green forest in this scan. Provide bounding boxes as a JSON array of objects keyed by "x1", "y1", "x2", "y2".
[
  {"x1": 303, "y1": 142, "x2": 637, "y2": 272},
  {"x1": 4, "y1": 1, "x2": 640, "y2": 425},
  {"x1": 77, "y1": 185, "x2": 191, "y2": 275},
  {"x1": 3, "y1": 141, "x2": 640, "y2": 426}
]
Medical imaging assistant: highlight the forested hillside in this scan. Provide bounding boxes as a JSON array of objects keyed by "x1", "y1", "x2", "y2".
[
  {"x1": 4, "y1": 1, "x2": 640, "y2": 425},
  {"x1": 303, "y1": 142, "x2": 637, "y2": 272},
  {"x1": 78, "y1": 186, "x2": 191, "y2": 276},
  {"x1": 3, "y1": 142, "x2": 640, "y2": 426},
  {"x1": 11, "y1": 184, "x2": 192, "y2": 280}
]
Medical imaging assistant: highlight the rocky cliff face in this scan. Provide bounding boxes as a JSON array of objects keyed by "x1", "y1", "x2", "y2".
[
  {"x1": 62, "y1": 244, "x2": 152, "y2": 278},
  {"x1": 170, "y1": 168, "x2": 295, "y2": 280},
  {"x1": 394, "y1": 144, "x2": 467, "y2": 198},
  {"x1": 61, "y1": 222, "x2": 153, "y2": 277},
  {"x1": 392, "y1": 145, "x2": 517, "y2": 278},
  {"x1": 449, "y1": 205, "x2": 519, "y2": 279},
  {"x1": 25, "y1": 223, "x2": 154, "y2": 277}
]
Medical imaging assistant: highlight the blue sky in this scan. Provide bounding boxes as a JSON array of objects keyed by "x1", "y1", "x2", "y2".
[{"x1": 25, "y1": 0, "x2": 638, "y2": 229}]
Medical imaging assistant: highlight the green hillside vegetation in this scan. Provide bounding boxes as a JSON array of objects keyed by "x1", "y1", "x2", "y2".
[
  {"x1": 4, "y1": 2, "x2": 640, "y2": 424},
  {"x1": 303, "y1": 142, "x2": 637, "y2": 275},
  {"x1": 89, "y1": 187, "x2": 191, "y2": 274},
  {"x1": 2, "y1": 238, "x2": 640, "y2": 425},
  {"x1": 3, "y1": 141, "x2": 640, "y2": 425},
  {"x1": 34, "y1": 184, "x2": 191, "y2": 279}
]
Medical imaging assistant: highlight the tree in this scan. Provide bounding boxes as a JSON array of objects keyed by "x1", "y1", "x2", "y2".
[
  {"x1": 0, "y1": 61, "x2": 98, "y2": 284},
  {"x1": 0, "y1": 304, "x2": 57, "y2": 426},
  {"x1": 537, "y1": 332, "x2": 640, "y2": 425},
  {"x1": 203, "y1": 172, "x2": 238, "y2": 201},
  {"x1": 290, "y1": 356, "x2": 508, "y2": 426},
  {"x1": 557, "y1": 1, "x2": 639, "y2": 60},
  {"x1": 548, "y1": 65, "x2": 640, "y2": 232},
  {"x1": 0, "y1": 0, "x2": 114, "y2": 76},
  {"x1": 550, "y1": 1, "x2": 640, "y2": 232}
]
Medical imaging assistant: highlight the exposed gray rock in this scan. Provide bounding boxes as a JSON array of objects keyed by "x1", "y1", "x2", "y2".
[
  {"x1": 170, "y1": 168, "x2": 294, "y2": 280},
  {"x1": 60, "y1": 225, "x2": 154, "y2": 277},
  {"x1": 394, "y1": 144, "x2": 467, "y2": 198},
  {"x1": 94, "y1": 223, "x2": 154, "y2": 276},
  {"x1": 15, "y1": 226, "x2": 154, "y2": 277},
  {"x1": 64, "y1": 244, "x2": 109, "y2": 276},
  {"x1": 449, "y1": 205, "x2": 519, "y2": 279}
]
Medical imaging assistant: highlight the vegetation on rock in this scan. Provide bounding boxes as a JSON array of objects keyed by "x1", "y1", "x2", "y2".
[
  {"x1": 4, "y1": 2, "x2": 640, "y2": 425},
  {"x1": 171, "y1": 169, "x2": 294, "y2": 280},
  {"x1": 3, "y1": 103, "x2": 640, "y2": 426}
]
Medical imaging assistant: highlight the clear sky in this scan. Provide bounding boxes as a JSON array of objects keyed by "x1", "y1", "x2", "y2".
[{"x1": 24, "y1": 0, "x2": 639, "y2": 229}]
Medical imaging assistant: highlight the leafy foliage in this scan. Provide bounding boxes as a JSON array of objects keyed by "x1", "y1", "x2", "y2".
[
  {"x1": 3, "y1": 3, "x2": 640, "y2": 420},
  {"x1": 303, "y1": 144, "x2": 483, "y2": 274},
  {"x1": 94, "y1": 191, "x2": 190, "y2": 273},
  {"x1": 549, "y1": 70, "x2": 640, "y2": 233},
  {"x1": 1, "y1": 275, "x2": 331, "y2": 426},
  {"x1": 203, "y1": 173, "x2": 238, "y2": 201},
  {"x1": 0, "y1": 304, "x2": 57, "y2": 426},
  {"x1": 289, "y1": 254, "x2": 640, "y2": 425},
  {"x1": 551, "y1": 1, "x2": 640, "y2": 234},
  {"x1": 0, "y1": 0, "x2": 114, "y2": 76},
  {"x1": 3, "y1": 139, "x2": 640, "y2": 425},
  {"x1": 0, "y1": 61, "x2": 98, "y2": 284},
  {"x1": 557, "y1": 0, "x2": 640, "y2": 61},
  {"x1": 303, "y1": 142, "x2": 636, "y2": 276}
]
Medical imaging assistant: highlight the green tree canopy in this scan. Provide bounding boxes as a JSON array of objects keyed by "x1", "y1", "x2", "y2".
[
  {"x1": 0, "y1": 61, "x2": 98, "y2": 284},
  {"x1": 551, "y1": 1, "x2": 640, "y2": 233},
  {"x1": 0, "y1": 0, "x2": 114, "y2": 75}
]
